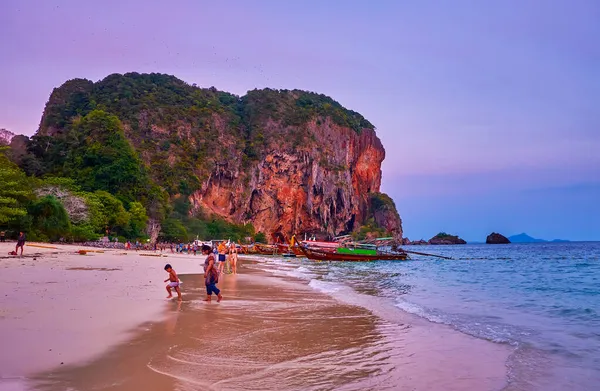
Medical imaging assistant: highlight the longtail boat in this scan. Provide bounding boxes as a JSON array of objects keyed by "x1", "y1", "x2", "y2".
[
  {"x1": 277, "y1": 243, "x2": 306, "y2": 256},
  {"x1": 299, "y1": 240, "x2": 340, "y2": 253},
  {"x1": 300, "y1": 245, "x2": 409, "y2": 262},
  {"x1": 254, "y1": 243, "x2": 279, "y2": 255},
  {"x1": 276, "y1": 243, "x2": 290, "y2": 253}
]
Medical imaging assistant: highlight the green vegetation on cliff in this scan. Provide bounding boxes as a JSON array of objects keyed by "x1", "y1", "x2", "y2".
[
  {"x1": 370, "y1": 192, "x2": 398, "y2": 214},
  {"x1": 349, "y1": 193, "x2": 402, "y2": 240},
  {"x1": 65, "y1": 110, "x2": 150, "y2": 203}
]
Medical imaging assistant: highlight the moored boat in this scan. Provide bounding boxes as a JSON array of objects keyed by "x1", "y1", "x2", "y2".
[
  {"x1": 300, "y1": 240, "x2": 340, "y2": 253},
  {"x1": 254, "y1": 243, "x2": 279, "y2": 255},
  {"x1": 276, "y1": 243, "x2": 290, "y2": 253},
  {"x1": 300, "y1": 245, "x2": 409, "y2": 261}
]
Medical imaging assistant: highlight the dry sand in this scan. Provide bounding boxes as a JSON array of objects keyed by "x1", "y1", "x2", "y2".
[
  {"x1": 0, "y1": 242, "x2": 511, "y2": 391},
  {"x1": 0, "y1": 242, "x2": 202, "y2": 390}
]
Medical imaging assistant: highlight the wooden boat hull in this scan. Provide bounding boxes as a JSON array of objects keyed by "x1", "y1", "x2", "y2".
[
  {"x1": 276, "y1": 243, "x2": 306, "y2": 257},
  {"x1": 276, "y1": 243, "x2": 289, "y2": 253},
  {"x1": 300, "y1": 246, "x2": 408, "y2": 262},
  {"x1": 254, "y1": 244, "x2": 278, "y2": 255}
]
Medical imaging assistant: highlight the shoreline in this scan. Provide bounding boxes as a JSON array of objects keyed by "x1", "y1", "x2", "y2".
[{"x1": 1, "y1": 245, "x2": 511, "y2": 390}]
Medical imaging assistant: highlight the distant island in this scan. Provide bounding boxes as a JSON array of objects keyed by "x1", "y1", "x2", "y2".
[
  {"x1": 428, "y1": 232, "x2": 467, "y2": 245},
  {"x1": 486, "y1": 232, "x2": 510, "y2": 244},
  {"x1": 508, "y1": 233, "x2": 570, "y2": 243}
]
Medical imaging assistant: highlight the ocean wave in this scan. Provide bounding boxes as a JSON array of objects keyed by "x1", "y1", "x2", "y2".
[
  {"x1": 263, "y1": 264, "x2": 315, "y2": 281},
  {"x1": 308, "y1": 279, "x2": 344, "y2": 294},
  {"x1": 394, "y1": 300, "x2": 444, "y2": 323},
  {"x1": 394, "y1": 299, "x2": 519, "y2": 345},
  {"x1": 284, "y1": 267, "x2": 315, "y2": 280}
]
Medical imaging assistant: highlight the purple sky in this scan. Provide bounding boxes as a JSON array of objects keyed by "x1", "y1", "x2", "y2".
[{"x1": 2, "y1": 0, "x2": 599, "y2": 241}]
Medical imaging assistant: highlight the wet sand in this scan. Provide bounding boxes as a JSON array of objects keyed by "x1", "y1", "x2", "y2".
[{"x1": 1, "y1": 244, "x2": 511, "y2": 390}]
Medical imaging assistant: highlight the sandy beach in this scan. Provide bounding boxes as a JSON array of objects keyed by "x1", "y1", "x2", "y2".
[
  {"x1": 0, "y1": 242, "x2": 511, "y2": 390},
  {"x1": 0, "y1": 242, "x2": 201, "y2": 390}
]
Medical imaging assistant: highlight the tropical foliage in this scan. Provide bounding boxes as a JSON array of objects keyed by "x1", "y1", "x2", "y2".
[{"x1": 0, "y1": 150, "x2": 32, "y2": 225}]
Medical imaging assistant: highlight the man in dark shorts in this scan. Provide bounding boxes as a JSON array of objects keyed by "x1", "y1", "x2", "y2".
[
  {"x1": 15, "y1": 232, "x2": 26, "y2": 256},
  {"x1": 202, "y1": 245, "x2": 222, "y2": 302},
  {"x1": 217, "y1": 241, "x2": 227, "y2": 274}
]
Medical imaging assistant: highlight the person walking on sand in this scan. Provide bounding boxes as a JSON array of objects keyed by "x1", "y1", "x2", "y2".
[
  {"x1": 217, "y1": 241, "x2": 227, "y2": 275},
  {"x1": 15, "y1": 232, "x2": 26, "y2": 256},
  {"x1": 229, "y1": 243, "x2": 238, "y2": 274},
  {"x1": 0, "y1": 230, "x2": 5, "y2": 242},
  {"x1": 202, "y1": 245, "x2": 222, "y2": 302},
  {"x1": 164, "y1": 264, "x2": 182, "y2": 301}
]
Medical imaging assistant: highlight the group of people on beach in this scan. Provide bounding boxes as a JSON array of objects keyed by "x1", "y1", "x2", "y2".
[
  {"x1": 216, "y1": 241, "x2": 238, "y2": 275},
  {"x1": 164, "y1": 244, "x2": 223, "y2": 303}
]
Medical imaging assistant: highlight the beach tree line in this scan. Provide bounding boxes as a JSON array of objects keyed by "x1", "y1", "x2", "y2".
[{"x1": 0, "y1": 146, "x2": 261, "y2": 243}]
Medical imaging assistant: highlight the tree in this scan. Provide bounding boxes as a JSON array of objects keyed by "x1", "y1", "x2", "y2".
[
  {"x1": 0, "y1": 150, "x2": 32, "y2": 225},
  {"x1": 128, "y1": 201, "x2": 148, "y2": 238},
  {"x1": 89, "y1": 191, "x2": 130, "y2": 234},
  {"x1": 28, "y1": 196, "x2": 71, "y2": 241},
  {"x1": 254, "y1": 232, "x2": 267, "y2": 243},
  {"x1": 160, "y1": 218, "x2": 188, "y2": 242},
  {"x1": 64, "y1": 110, "x2": 149, "y2": 204}
]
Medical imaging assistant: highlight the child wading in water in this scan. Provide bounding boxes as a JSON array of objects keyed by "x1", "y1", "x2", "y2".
[
  {"x1": 202, "y1": 245, "x2": 222, "y2": 302},
  {"x1": 164, "y1": 264, "x2": 182, "y2": 301}
]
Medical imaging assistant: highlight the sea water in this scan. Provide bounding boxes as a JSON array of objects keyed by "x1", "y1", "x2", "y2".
[{"x1": 264, "y1": 242, "x2": 600, "y2": 390}]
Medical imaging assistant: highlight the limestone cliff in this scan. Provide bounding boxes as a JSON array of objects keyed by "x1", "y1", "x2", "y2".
[
  {"x1": 33, "y1": 73, "x2": 402, "y2": 240},
  {"x1": 190, "y1": 119, "x2": 391, "y2": 239}
]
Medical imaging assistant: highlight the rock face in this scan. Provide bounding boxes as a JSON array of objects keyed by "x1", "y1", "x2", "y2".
[
  {"x1": 428, "y1": 232, "x2": 467, "y2": 245},
  {"x1": 189, "y1": 120, "x2": 389, "y2": 239},
  {"x1": 486, "y1": 232, "x2": 511, "y2": 244},
  {"x1": 369, "y1": 193, "x2": 402, "y2": 239},
  {"x1": 32, "y1": 73, "x2": 402, "y2": 240},
  {"x1": 407, "y1": 239, "x2": 428, "y2": 245}
]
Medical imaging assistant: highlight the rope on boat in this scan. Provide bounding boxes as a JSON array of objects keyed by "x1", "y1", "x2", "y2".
[{"x1": 402, "y1": 249, "x2": 453, "y2": 260}]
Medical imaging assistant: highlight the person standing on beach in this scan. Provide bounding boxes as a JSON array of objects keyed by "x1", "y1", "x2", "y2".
[
  {"x1": 15, "y1": 232, "x2": 26, "y2": 256},
  {"x1": 0, "y1": 230, "x2": 5, "y2": 242},
  {"x1": 217, "y1": 241, "x2": 227, "y2": 274},
  {"x1": 202, "y1": 245, "x2": 222, "y2": 302},
  {"x1": 164, "y1": 264, "x2": 182, "y2": 301},
  {"x1": 229, "y1": 243, "x2": 238, "y2": 274}
]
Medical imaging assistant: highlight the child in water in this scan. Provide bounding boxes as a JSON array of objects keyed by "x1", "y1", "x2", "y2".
[{"x1": 164, "y1": 264, "x2": 182, "y2": 301}]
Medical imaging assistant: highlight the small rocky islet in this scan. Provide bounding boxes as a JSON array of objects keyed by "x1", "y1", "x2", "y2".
[
  {"x1": 402, "y1": 232, "x2": 467, "y2": 245},
  {"x1": 486, "y1": 232, "x2": 511, "y2": 244}
]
